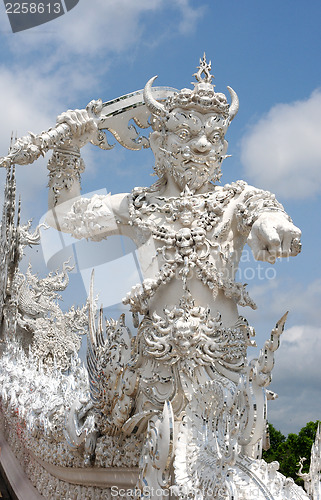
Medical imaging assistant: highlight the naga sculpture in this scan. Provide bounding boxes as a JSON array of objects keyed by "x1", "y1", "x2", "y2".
[{"x1": 0, "y1": 54, "x2": 318, "y2": 499}]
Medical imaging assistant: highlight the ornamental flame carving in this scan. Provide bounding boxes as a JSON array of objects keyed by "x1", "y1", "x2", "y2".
[{"x1": 0, "y1": 55, "x2": 318, "y2": 500}]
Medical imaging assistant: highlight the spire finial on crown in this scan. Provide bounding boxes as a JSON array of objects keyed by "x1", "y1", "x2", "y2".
[{"x1": 193, "y1": 53, "x2": 214, "y2": 85}]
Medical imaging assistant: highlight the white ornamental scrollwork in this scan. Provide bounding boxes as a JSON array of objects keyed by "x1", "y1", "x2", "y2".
[{"x1": 174, "y1": 377, "x2": 241, "y2": 499}]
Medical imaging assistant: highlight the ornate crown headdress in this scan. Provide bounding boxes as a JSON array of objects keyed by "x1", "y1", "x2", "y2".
[{"x1": 143, "y1": 53, "x2": 239, "y2": 123}]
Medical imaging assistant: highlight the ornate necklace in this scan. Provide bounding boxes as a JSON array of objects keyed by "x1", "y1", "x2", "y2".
[{"x1": 123, "y1": 181, "x2": 256, "y2": 315}]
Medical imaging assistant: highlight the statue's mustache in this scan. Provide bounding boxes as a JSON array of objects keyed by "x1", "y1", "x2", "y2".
[{"x1": 159, "y1": 147, "x2": 230, "y2": 166}]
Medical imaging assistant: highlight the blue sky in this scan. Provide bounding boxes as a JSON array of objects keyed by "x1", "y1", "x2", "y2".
[{"x1": 0, "y1": 0, "x2": 320, "y2": 435}]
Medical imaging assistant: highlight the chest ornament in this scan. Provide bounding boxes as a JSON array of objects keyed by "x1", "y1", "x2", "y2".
[{"x1": 124, "y1": 182, "x2": 257, "y2": 314}]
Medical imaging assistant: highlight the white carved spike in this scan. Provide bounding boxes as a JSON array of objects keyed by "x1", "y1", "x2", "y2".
[
  {"x1": 86, "y1": 270, "x2": 101, "y2": 404},
  {"x1": 257, "y1": 311, "x2": 288, "y2": 380},
  {"x1": 88, "y1": 269, "x2": 97, "y2": 348},
  {"x1": 137, "y1": 400, "x2": 174, "y2": 498},
  {"x1": 238, "y1": 312, "x2": 289, "y2": 458},
  {"x1": 97, "y1": 305, "x2": 104, "y2": 348}
]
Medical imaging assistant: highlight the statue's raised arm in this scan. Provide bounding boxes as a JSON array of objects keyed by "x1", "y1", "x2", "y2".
[
  {"x1": 45, "y1": 106, "x2": 132, "y2": 238},
  {"x1": 45, "y1": 104, "x2": 129, "y2": 237}
]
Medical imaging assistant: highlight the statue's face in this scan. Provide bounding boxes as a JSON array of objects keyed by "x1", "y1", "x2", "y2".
[{"x1": 159, "y1": 108, "x2": 228, "y2": 191}]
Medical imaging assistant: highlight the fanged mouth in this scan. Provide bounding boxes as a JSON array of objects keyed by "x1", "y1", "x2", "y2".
[
  {"x1": 180, "y1": 149, "x2": 221, "y2": 167},
  {"x1": 182, "y1": 156, "x2": 219, "y2": 166},
  {"x1": 159, "y1": 147, "x2": 223, "y2": 168}
]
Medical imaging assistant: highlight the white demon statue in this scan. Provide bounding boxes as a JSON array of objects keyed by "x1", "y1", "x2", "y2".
[{"x1": 1, "y1": 55, "x2": 310, "y2": 499}]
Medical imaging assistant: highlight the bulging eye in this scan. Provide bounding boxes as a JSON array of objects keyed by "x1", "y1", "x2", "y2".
[
  {"x1": 209, "y1": 132, "x2": 222, "y2": 145},
  {"x1": 177, "y1": 128, "x2": 191, "y2": 141}
]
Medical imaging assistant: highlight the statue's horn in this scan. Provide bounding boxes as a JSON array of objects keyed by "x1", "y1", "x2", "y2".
[
  {"x1": 143, "y1": 76, "x2": 168, "y2": 117},
  {"x1": 227, "y1": 86, "x2": 239, "y2": 122}
]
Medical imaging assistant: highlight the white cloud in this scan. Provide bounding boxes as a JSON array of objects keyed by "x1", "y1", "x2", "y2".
[
  {"x1": 173, "y1": 0, "x2": 205, "y2": 35},
  {"x1": 51, "y1": 0, "x2": 164, "y2": 56},
  {"x1": 2, "y1": 0, "x2": 203, "y2": 59},
  {"x1": 241, "y1": 90, "x2": 321, "y2": 199},
  {"x1": 0, "y1": 57, "x2": 101, "y2": 219},
  {"x1": 275, "y1": 324, "x2": 321, "y2": 382},
  {"x1": 249, "y1": 277, "x2": 321, "y2": 327},
  {"x1": 0, "y1": 64, "x2": 75, "y2": 218},
  {"x1": 0, "y1": 67, "x2": 60, "y2": 140}
]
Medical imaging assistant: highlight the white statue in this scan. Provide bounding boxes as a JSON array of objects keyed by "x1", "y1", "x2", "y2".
[
  {"x1": 44, "y1": 54, "x2": 303, "y2": 496},
  {"x1": 0, "y1": 55, "x2": 313, "y2": 499}
]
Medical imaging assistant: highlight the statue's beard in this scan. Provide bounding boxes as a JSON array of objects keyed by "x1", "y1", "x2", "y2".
[
  {"x1": 171, "y1": 160, "x2": 222, "y2": 191},
  {"x1": 155, "y1": 146, "x2": 223, "y2": 191}
]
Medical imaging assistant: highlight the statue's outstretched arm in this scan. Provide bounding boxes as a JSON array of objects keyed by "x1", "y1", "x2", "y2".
[
  {"x1": 50, "y1": 191, "x2": 130, "y2": 241},
  {"x1": 236, "y1": 185, "x2": 301, "y2": 263}
]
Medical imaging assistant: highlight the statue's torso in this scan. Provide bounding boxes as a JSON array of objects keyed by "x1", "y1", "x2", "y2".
[{"x1": 124, "y1": 181, "x2": 256, "y2": 325}]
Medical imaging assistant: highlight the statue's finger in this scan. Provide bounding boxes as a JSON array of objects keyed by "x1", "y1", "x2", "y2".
[
  {"x1": 258, "y1": 221, "x2": 281, "y2": 249},
  {"x1": 281, "y1": 232, "x2": 292, "y2": 257}
]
